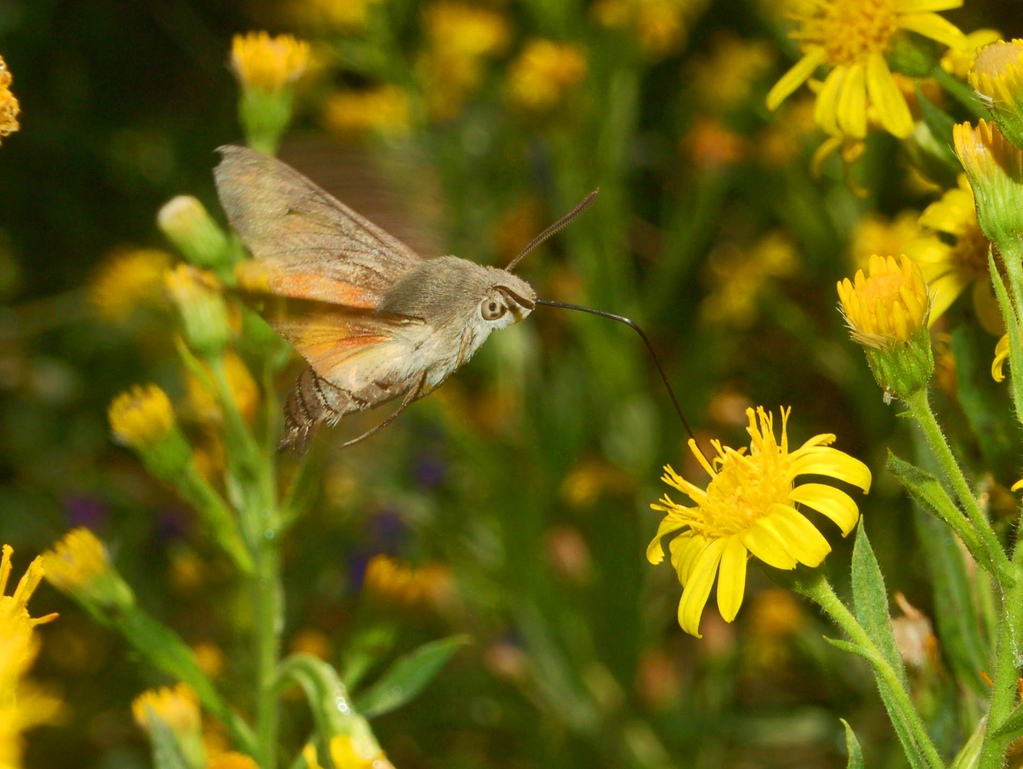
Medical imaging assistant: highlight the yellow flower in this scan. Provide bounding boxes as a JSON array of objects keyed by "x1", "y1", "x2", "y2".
[
  {"x1": 42, "y1": 529, "x2": 136, "y2": 613},
  {"x1": 89, "y1": 248, "x2": 173, "y2": 322},
  {"x1": 323, "y1": 85, "x2": 411, "y2": 140},
  {"x1": 837, "y1": 254, "x2": 929, "y2": 348},
  {"x1": 766, "y1": 0, "x2": 966, "y2": 139},
  {"x1": 849, "y1": 210, "x2": 920, "y2": 270},
  {"x1": 417, "y1": 2, "x2": 510, "y2": 120},
  {"x1": 969, "y1": 39, "x2": 1023, "y2": 109},
  {"x1": 701, "y1": 231, "x2": 798, "y2": 327},
  {"x1": 590, "y1": 0, "x2": 709, "y2": 60},
  {"x1": 109, "y1": 384, "x2": 176, "y2": 450},
  {"x1": 303, "y1": 735, "x2": 394, "y2": 769},
  {"x1": 230, "y1": 32, "x2": 310, "y2": 93},
  {"x1": 903, "y1": 175, "x2": 998, "y2": 330},
  {"x1": 1, "y1": 546, "x2": 62, "y2": 769},
  {"x1": 133, "y1": 684, "x2": 204, "y2": 769},
  {"x1": 993, "y1": 334, "x2": 1009, "y2": 382},
  {"x1": 687, "y1": 33, "x2": 776, "y2": 113},
  {"x1": 0, "y1": 55, "x2": 20, "y2": 144},
  {"x1": 165, "y1": 264, "x2": 231, "y2": 356},
  {"x1": 185, "y1": 351, "x2": 260, "y2": 425},
  {"x1": 108, "y1": 384, "x2": 193, "y2": 480},
  {"x1": 133, "y1": 683, "x2": 200, "y2": 734},
  {"x1": 506, "y1": 40, "x2": 587, "y2": 114},
  {"x1": 941, "y1": 28, "x2": 1002, "y2": 79},
  {"x1": 953, "y1": 119, "x2": 1023, "y2": 247},
  {"x1": 363, "y1": 555, "x2": 452, "y2": 612},
  {"x1": 648, "y1": 408, "x2": 870, "y2": 637}
]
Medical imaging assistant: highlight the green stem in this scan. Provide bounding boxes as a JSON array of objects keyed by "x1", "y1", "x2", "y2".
[
  {"x1": 904, "y1": 388, "x2": 1013, "y2": 585},
  {"x1": 178, "y1": 464, "x2": 254, "y2": 575},
  {"x1": 796, "y1": 572, "x2": 945, "y2": 769},
  {"x1": 254, "y1": 533, "x2": 283, "y2": 769},
  {"x1": 977, "y1": 546, "x2": 1023, "y2": 768}
]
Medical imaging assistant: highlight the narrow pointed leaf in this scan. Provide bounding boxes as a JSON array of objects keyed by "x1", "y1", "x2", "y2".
[
  {"x1": 851, "y1": 521, "x2": 908, "y2": 688},
  {"x1": 354, "y1": 635, "x2": 470, "y2": 719},
  {"x1": 841, "y1": 719, "x2": 865, "y2": 769}
]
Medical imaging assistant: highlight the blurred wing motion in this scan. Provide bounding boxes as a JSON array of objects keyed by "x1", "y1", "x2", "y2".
[{"x1": 214, "y1": 145, "x2": 426, "y2": 451}]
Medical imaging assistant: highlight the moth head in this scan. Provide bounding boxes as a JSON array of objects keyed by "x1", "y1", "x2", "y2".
[{"x1": 478, "y1": 273, "x2": 536, "y2": 329}]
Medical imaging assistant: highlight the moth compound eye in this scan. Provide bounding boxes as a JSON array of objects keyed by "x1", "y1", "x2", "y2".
[{"x1": 481, "y1": 297, "x2": 507, "y2": 321}]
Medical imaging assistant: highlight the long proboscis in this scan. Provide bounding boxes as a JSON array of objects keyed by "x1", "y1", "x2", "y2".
[
  {"x1": 505, "y1": 190, "x2": 600, "y2": 272},
  {"x1": 534, "y1": 298, "x2": 698, "y2": 448}
]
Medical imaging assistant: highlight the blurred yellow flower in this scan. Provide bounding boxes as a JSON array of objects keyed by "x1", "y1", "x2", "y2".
[
  {"x1": 681, "y1": 117, "x2": 748, "y2": 171},
  {"x1": 701, "y1": 231, "x2": 798, "y2": 327},
  {"x1": 323, "y1": 85, "x2": 411, "y2": 139},
  {"x1": 757, "y1": 95, "x2": 817, "y2": 168},
  {"x1": 363, "y1": 554, "x2": 452, "y2": 612},
  {"x1": 942, "y1": 28, "x2": 1002, "y2": 79},
  {"x1": 837, "y1": 255, "x2": 929, "y2": 348},
  {"x1": 591, "y1": 0, "x2": 709, "y2": 60},
  {"x1": 993, "y1": 334, "x2": 1009, "y2": 382},
  {"x1": 108, "y1": 384, "x2": 176, "y2": 450},
  {"x1": 0, "y1": 55, "x2": 20, "y2": 144},
  {"x1": 286, "y1": 0, "x2": 383, "y2": 33},
  {"x1": 747, "y1": 587, "x2": 804, "y2": 639},
  {"x1": 648, "y1": 407, "x2": 870, "y2": 637},
  {"x1": 1, "y1": 545, "x2": 62, "y2": 769},
  {"x1": 41, "y1": 528, "x2": 108, "y2": 596},
  {"x1": 417, "y1": 2, "x2": 510, "y2": 120},
  {"x1": 687, "y1": 33, "x2": 775, "y2": 113},
  {"x1": 303, "y1": 735, "x2": 395, "y2": 769},
  {"x1": 230, "y1": 32, "x2": 310, "y2": 93},
  {"x1": 132, "y1": 683, "x2": 201, "y2": 734},
  {"x1": 186, "y1": 351, "x2": 260, "y2": 425},
  {"x1": 849, "y1": 210, "x2": 920, "y2": 270},
  {"x1": 89, "y1": 248, "x2": 173, "y2": 322},
  {"x1": 766, "y1": 0, "x2": 965, "y2": 139},
  {"x1": 506, "y1": 40, "x2": 587, "y2": 114},
  {"x1": 904, "y1": 175, "x2": 998, "y2": 330},
  {"x1": 206, "y1": 753, "x2": 259, "y2": 769}
]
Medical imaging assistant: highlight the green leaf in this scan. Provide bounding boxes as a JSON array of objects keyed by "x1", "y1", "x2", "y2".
[
  {"x1": 887, "y1": 451, "x2": 997, "y2": 578},
  {"x1": 841, "y1": 719, "x2": 865, "y2": 769},
  {"x1": 824, "y1": 638, "x2": 930, "y2": 769},
  {"x1": 912, "y1": 508, "x2": 989, "y2": 697},
  {"x1": 851, "y1": 521, "x2": 908, "y2": 689},
  {"x1": 354, "y1": 635, "x2": 470, "y2": 719},
  {"x1": 992, "y1": 703, "x2": 1023, "y2": 739},
  {"x1": 277, "y1": 654, "x2": 358, "y2": 736},
  {"x1": 989, "y1": 258, "x2": 1023, "y2": 427}
]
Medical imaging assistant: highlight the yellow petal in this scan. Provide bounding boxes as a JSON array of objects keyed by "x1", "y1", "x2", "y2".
[
  {"x1": 894, "y1": 0, "x2": 963, "y2": 12},
  {"x1": 789, "y1": 446, "x2": 872, "y2": 491},
  {"x1": 741, "y1": 517, "x2": 799, "y2": 570},
  {"x1": 646, "y1": 510, "x2": 690, "y2": 564},
  {"x1": 677, "y1": 537, "x2": 727, "y2": 637},
  {"x1": 865, "y1": 53, "x2": 914, "y2": 138},
  {"x1": 671, "y1": 533, "x2": 705, "y2": 586},
  {"x1": 789, "y1": 483, "x2": 861, "y2": 535},
  {"x1": 767, "y1": 48, "x2": 827, "y2": 111},
  {"x1": 767, "y1": 505, "x2": 833, "y2": 567},
  {"x1": 896, "y1": 13, "x2": 967, "y2": 48},
  {"x1": 973, "y1": 279, "x2": 1005, "y2": 336},
  {"x1": 926, "y1": 271, "x2": 968, "y2": 323},
  {"x1": 814, "y1": 66, "x2": 847, "y2": 136},
  {"x1": 716, "y1": 536, "x2": 749, "y2": 623},
  {"x1": 836, "y1": 63, "x2": 867, "y2": 139}
]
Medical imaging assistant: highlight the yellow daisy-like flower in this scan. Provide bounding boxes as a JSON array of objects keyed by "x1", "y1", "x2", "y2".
[
  {"x1": 0, "y1": 55, "x2": 20, "y2": 144},
  {"x1": 108, "y1": 384, "x2": 176, "y2": 451},
  {"x1": 766, "y1": 0, "x2": 966, "y2": 139},
  {"x1": 230, "y1": 32, "x2": 310, "y2": 93},
  {"x1": 506, "y1": 40, "x2": 588, "y2": 114},
  {"x1": 837, "y1": 254, "x2": 929, "y2": 348},
  {"x1": 42, "y1": 528, "x2": 136, "y2": 613},
  {"x1": 648, "y1": 407, "x2": 871, "y2": 637},
  {"x1": 969, "y1": 39, "x2": 1023, "y2": 109},
  {"x1": 1, "y1": 546, "x2": 62, "y2": 769},
  {"x1": 849, "y1": 210, "x2": 920, "y2": 270},
  {"x1": 133, "y1": 684, "x2": 205, "y2": 769},
  {"x1": 904, "y1": 175, "x2": 998, "y2": 330}
]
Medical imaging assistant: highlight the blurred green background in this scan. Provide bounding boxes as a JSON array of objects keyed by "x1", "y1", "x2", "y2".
[{"x1": 0, "y1": 0, "x2": 1014, "y2": 767}]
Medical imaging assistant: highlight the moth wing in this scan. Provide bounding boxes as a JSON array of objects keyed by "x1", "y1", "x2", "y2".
[
  {"x1": 263, "y1": 299, "x2": 420, "y2": 388},
  {"x1": 214, "y1": 145, "x2": 423, "y2": 309}
]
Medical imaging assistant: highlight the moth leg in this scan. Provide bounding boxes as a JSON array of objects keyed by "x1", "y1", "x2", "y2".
[{"x1": 340, "y1": 371, "x2": 428, "y2": 449}]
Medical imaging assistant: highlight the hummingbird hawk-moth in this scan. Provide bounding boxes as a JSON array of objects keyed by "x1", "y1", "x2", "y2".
[{"x1": 214, "y1": 146, "x2": 596, "y2": 452}]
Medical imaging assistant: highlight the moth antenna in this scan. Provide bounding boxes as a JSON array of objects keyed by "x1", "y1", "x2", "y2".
[
  {"x1": 505, "y1": 189, "x2": 600, "y2": 272},
  {"x1": 534, "y1": 298, "x2": 703, "y2": 454}
]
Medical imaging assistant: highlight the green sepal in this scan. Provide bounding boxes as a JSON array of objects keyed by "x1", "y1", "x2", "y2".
[
  {"x1": 145, "y1": 715, "x2": 198, "y2": 769},
  {"x1": 840, "y1": 719, "x2": 865, "y2": 769},
  {"x1": 862, "y1": 326, "x2": 934, "y2": 402},
  {"x1": 886, "y1": 451, "x2": 1007, "y2": 583},
  {"x1": 354, "y1": 634, "x2": 471, "y2": 719},
  {"x1": 114, "y1": 610, "x2": 256, "y2": 753},
  {"x1": 824, "y1": 637, "x2": 931, "y2": 769},
  {"x1": 851, "y1": 520, "x2": 908, "y2": 689},
  {"x1": 239, "y1": 87, "x2": 294, "y2": 156}
]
